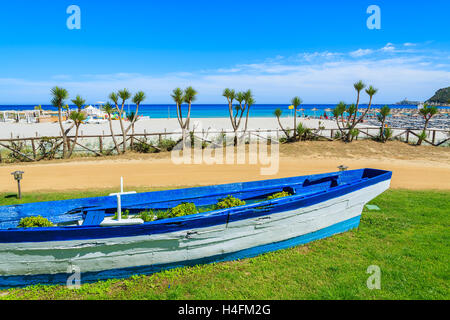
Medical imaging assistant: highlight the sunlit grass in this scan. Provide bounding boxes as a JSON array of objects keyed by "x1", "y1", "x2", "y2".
[{"x1": 0, "y1": 189, "x2": 448, "y2": 300}]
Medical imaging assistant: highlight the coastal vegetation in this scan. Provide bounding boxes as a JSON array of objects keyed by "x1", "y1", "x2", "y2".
[
  {"x1": 417, "y1": 104, "x2": 439, "y2": 146},
  {"x1": 223, "y1": 88, "x2": 255, "y2": 145},
  {"x1": 427, "y1": 86, "x2": 450, "y2": 105},
  {"x1": 1, "y1": 189, "x2": 448, "y2": 300},
  {"x1": 376, "y1": 105, "x2": 392, "y2": 143},
  {"x1": 172, "y1": 87, "x2": 198, "y2": 150}
]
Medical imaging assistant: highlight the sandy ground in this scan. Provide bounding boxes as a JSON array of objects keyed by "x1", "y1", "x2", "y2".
[
  {"x1": 0, "y1": 141, "x2": 449, "y2": 193},
  {"x1": 1, "y1": 117, "x2": 363, "y2": 138}
]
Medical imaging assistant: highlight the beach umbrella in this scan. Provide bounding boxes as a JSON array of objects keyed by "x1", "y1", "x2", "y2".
[
  {"x1": 311, "y1": 107, "x2": 318, "y2": 118},
  {"x1": 298, "y1": 108, "x2": 305, "y2": 117}
]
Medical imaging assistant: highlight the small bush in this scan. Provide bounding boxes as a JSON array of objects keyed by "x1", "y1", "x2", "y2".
[
  {"x1": 170, "y1": 203, "x2": 198, "y2": 217},
  {"x1": 215, "y1": 195, "x2": 246, "y2": 209},
  {"x1": 132, "y1": 139, "x2": 156, "y2": 153},
  {"x1": 158, "y1": 139, "x2": 177, "y2": 151},
  {"x1": 113, "y1": 209, "x2": 130, "y2": 220},
  {"x1": 267, "y1": 191, "x2": 292, "y2": 200},
  {"x1": 137, "y1": 210, "x2": 157, "y2": 222},
  {"x1": 18, "y1": 216, "x2": 54, "y2": 228}
]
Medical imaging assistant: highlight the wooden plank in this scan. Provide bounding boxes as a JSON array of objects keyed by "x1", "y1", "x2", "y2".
[
  {"x1": 0, "y1": 142, "x2": 35, "y2": 162},
  {"x1": 67, "y1": 138, "x2": 103, "y2": 157}
]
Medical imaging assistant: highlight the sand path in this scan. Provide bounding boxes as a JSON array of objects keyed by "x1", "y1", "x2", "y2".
[{"x1": 1, "y1": 155, "x2": 449, "y2": 193}]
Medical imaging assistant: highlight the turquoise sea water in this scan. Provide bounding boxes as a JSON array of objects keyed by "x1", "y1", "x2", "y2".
[{"x1": 0, "y1": 104, "x2": 445, "y2": 119}]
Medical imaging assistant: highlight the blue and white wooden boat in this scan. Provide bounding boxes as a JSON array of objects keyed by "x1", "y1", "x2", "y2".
[{"x1": 0, "y1": 168, "x2": 391, "y2": 288}]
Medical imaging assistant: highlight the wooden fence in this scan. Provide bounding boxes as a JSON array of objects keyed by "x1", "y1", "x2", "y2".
[{"x1": 0, "y1": 126, "x2": 448, "y2": 163}]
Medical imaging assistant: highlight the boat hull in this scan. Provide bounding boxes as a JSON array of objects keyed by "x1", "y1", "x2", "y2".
[{"x1": 0, "y1": 177, "x2": 390, "y2": 288}]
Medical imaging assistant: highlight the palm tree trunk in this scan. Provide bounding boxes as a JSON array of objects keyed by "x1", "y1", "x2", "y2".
[
  {"x1": 293, "y1": 108, "x2": 297, "y2": 140},
  {"x1": 277, "y1": 117, "x2": 290, "y2": 139},
  {"x1": 244, "y1": 107, "x2": 251, "y2": 132},
  {"x1": 108, "y1": 117, "x2": 120, "y2": 154},
  {"x1": 57, "y1": 106, "x2": 68, "y2": 158},
  {"x1": 68, "y1": 124, "x2": 80, "y2": 157}
]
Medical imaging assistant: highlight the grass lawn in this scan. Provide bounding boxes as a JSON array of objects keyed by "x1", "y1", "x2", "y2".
[{"x1": 0, "y1": 189, "x2": 448, "y2": 300}]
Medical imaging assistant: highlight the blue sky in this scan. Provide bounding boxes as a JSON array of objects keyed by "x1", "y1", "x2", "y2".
[{"x1": 0, "y1": 0, "x2": 449, "y2": 104}]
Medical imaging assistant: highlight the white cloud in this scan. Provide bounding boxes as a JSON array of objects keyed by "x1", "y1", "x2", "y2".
[
  {"x1": 350, "y1": 49, "x2": 374, "y2": 57},
  {"x1": 381, "y1": 43, "x2": 396, "y2": 52},
  {"x1": 1, "y1": 45, "x2": 449, "y2": 104}
]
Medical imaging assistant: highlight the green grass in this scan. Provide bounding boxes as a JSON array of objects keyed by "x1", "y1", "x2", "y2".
[{"x1": 0, "y1": 189, "x2": 448, "y2": 300}]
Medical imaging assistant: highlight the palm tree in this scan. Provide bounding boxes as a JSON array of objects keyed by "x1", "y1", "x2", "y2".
[
  {"x1": 377, "y1": 105, "x2": 391, "y2": 142},
  {"x1": 223, "y1": 88, "x2": 237, "y2": 133},
  {"x1": 417, "y1": 104, "x2": 438, "y2": 145},
  {"x1": 243, "y1": 90, "x2": 254, "y2": 132},
  {"x1": 351, "y1": 80, "x2": 366, "y2": 126},
  {"x1": 274, "y1": 108, "x2": 290, "y2": 139},
  {"x1": 68, "y1": 111, "x2": 86, "y2": 157},
  {"x1": 345, "y1": 84, "x2": 378, "y2": 142},
  {"x1": 346, "y1": 104, "x2": 356, "y2": 123},
  {"x1": 332, "y1": 102, "x2": 346, "y2": 138},
  {"x1": 223, "y1": 89, "x2": 254, "y2": 145},
  {"x1": 125, "y1": 91, "x2": 146, "y2": 136},
  {"x1": 183, "y1": 86, "x2": 197, "y2": 144},
  {"x1": 102, "y1": 102, "x2": 121, "y2": 154},
  {"x1": 291, "y1": 97, "x2": 302, "y2": 141},
  {"x1": 50, "y1": 86, "x2": 69, "y2": 158},
  {"x1": 68, "y1": 95, "x2": 86, "y2": 157},
  {"x1": 171, "y1": 87, "x2": 197, "y2": 149},
  {"x1": 116, "y1": 89, "x2": 132, "y2": 153}
]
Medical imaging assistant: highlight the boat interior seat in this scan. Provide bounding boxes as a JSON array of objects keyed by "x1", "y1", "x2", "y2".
[{"x1": 82, "y1": 210, "x2": 106, "y2": 226}]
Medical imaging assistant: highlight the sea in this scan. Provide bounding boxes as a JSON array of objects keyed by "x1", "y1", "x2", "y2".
[{"x1": 0, "y1": 104, "x2": 445, "y2": 119}]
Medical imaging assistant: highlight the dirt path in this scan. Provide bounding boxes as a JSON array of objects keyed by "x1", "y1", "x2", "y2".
[{"x1": 1, "y1": 155, "x2": 449, "y2": 193}]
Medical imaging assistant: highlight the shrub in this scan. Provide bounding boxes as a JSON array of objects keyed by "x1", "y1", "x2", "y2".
[
  {"x1": 18, "y1": 216, "x2": 54, "y2": 228},
  {"x1": 267, "y1": 191, "x2": 292, "y2": 200},
  {"x1": 137, "y1": 210, "x2": 157, "y2": 222},
  {"x1": 158, "y1": 139, "x2": 177, "y2": 151},
  {"x1": 296, "y1": 123, "x2": 312, "y2": 141},
  {"x1": 215, "y1": 195, "x2": 246, "y2": 209},
  {"x1": 132, "y1": 139, "x2": 156, "y2": 153},
  {"x1": 170, "y1": 203, "x2": 198, "y2": 217},
  {"x1": 113, "y1": 209, "x2": 130, "y2": 220}
]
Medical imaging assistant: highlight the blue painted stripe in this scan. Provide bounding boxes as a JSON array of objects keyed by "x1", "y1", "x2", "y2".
[
  {"x1": 0, "y1": 169, "x2": 391, "y2": 243},
  {"x1": 0, "y1": 215, "x2": 361, "y2": 289}
]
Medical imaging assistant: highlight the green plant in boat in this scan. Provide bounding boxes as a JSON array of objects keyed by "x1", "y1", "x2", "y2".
[{"x1": 18, "y1": 216, "x2": 54, "y2": 228}]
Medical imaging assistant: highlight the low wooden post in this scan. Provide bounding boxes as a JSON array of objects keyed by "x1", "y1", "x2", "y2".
[
  {"x1": 158, "y1": 133, "x2": 162, "y2": 144},
  {"x1": 406, "y1": 130, "x2": 410, "y2": 144},
  {"x1": 31, "y1": 139, "x2": 36, "y2": 159},
  {"x1": 432, "y1": 130, "x2": 436, "y2": 145},
  {"x1": 99, "y1": 136, "x2": 103, "y2": 153}
]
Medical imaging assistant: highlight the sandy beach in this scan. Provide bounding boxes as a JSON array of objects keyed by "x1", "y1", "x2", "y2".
[
  {"x1": 0, "y1": 117, "x2": 345, "y2": 139},
  {"x1": 1, "y1": 141, "x2": 449, "y2": 192}
]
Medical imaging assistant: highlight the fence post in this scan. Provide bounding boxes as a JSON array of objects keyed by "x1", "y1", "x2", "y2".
[
  {"x1": 406, "y1": 130, "x2": 410, "y2": 144},
  {"x1": 159, "y1": 133, "x2": 162, "y2": 144},
  {"x1": 31, "y1": 139, "x2": 36, "y2": 159},
  {"x1": 99, "y1": 136, "x2": 103, "y2": 153},
  {"x1": 432, "y1": 130, "x2": 436, "y2": 145}
]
